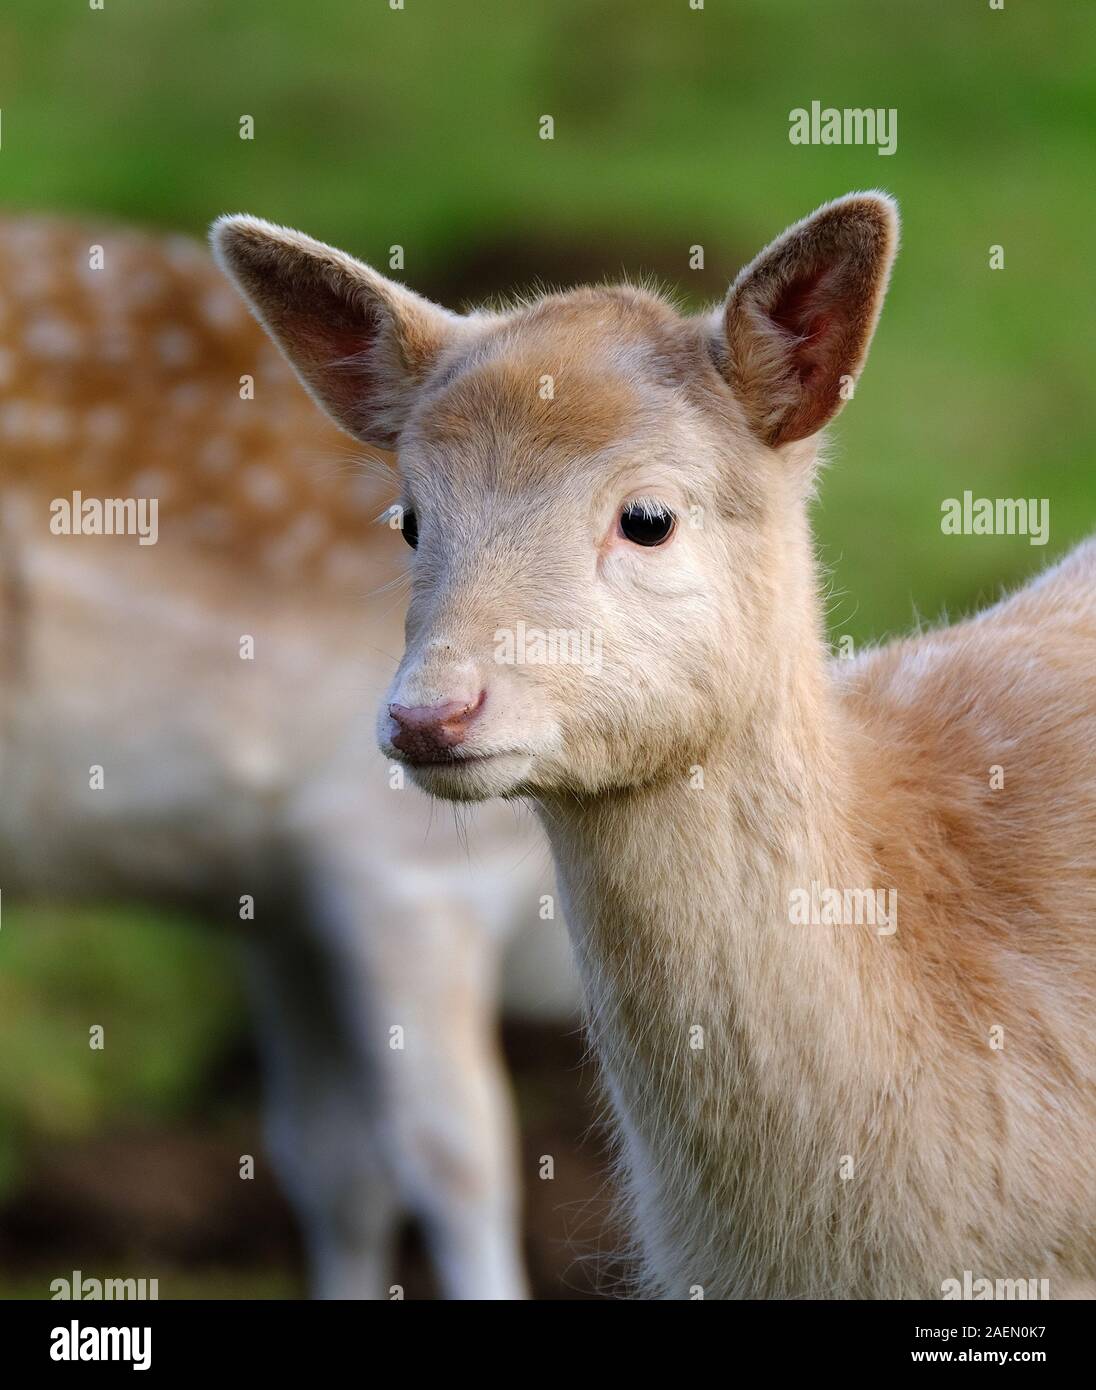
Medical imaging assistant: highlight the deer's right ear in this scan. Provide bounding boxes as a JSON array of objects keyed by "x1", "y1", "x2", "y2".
[
  {"x1": 211, "y1": 216, "x2": 460, "y2": 449},
  {"x1": 718, "y1": 192, "x2": 899, "y2": 449}
]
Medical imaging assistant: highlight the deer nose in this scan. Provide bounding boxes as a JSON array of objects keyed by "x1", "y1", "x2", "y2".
[{"x1": 387, "y1": 691, "x2": 486, "y2": 762}]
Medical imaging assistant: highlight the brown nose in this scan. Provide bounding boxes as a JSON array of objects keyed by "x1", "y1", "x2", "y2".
[{"x1": 388, "y1": 691, "x2": 486, "y2": 763}]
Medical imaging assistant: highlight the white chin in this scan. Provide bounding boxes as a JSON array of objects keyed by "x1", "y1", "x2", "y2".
[{"x1": 406, "y1": 752, "x2": 535, "y2": 802}]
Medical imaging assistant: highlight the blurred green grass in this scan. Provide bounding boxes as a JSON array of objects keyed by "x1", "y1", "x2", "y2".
[{"x1": 0, "y1": 906, "x2": 241, "y2": 1198}]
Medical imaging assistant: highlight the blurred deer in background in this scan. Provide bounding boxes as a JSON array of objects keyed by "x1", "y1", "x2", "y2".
[{"x1": 0, "y1": 216, "x2": 576, "y2": 1299}]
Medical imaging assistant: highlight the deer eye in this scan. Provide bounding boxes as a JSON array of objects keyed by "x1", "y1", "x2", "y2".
[
  {"x1": 400, "y1": 508, "x2": 419, "y2": 549},
  {"x1": 619, "y1": 501, "x2": 675, "y2": 547}
]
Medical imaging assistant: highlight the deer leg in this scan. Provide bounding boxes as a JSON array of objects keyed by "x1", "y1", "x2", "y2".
[
  {"x1": 246, "y1": 842, "x2": 529, "y2": 1300},
  {"x1": 373, "y1": 898, "x2": 529, "y2": 1301},
  {"x1": 238, "y1": 897, "x2": 402, "y2": 1300},
  {"x1": 297, "y1": 830, "x2": 530, "y2": 1301}
]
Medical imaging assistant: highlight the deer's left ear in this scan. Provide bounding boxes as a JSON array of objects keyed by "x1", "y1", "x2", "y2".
[
  {"x1": 719, "y1": 192, "x2": 899, "y2": 448},
  {"x1": 211, "y1": 215, "x2": 463, "y2": 449}
]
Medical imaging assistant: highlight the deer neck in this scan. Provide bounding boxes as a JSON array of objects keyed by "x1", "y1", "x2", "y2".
[{"x1": 535, "y1": 545, "x2": 907, "y2": 1293}]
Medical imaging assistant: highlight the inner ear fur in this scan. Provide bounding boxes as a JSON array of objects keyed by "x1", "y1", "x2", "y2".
[
  {"x1": 211, "y1": 215, "x2": 460, "y2": 449},
  {"x1": 721, "y1": 192, "x2": 899, "y2": 448}
]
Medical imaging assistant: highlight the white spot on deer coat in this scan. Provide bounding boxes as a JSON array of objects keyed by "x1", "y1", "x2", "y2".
[
  {"x1": 84, "y1": 405, "x2": 127, "y2": 446},
  {"x1": 24, "y1": 316, "x2": 83, "y2": 361},
  {"x1": 242, "y1": 465, "x2": 288, "y2": 511},
  {"x1": 199, "y1": 436, "x2": 239, "y2": 473},
  {"x1": 155, "y1": 327, "x2": 196, "y2": 367}
]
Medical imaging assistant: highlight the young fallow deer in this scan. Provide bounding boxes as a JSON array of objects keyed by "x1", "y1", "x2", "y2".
[
  {"x1": 216, "y1": 192, "x2": 1096, "y2": 1299},
  {"x1": 0, "y1": 215, "x2": 576, "y2": 1300}
]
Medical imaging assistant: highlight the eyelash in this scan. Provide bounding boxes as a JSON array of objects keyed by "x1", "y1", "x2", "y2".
[
  {"x1": 618, "y1": 498, "x2": 676, "y2": 547},
  {"x1": 394, "y1": 504, "x2": 418, "y2": 548}
]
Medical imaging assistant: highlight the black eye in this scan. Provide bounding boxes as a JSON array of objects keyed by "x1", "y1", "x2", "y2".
[
  {"x1": 619, "y1": 501, "x2": 675, "y2": 547},
  {"x1": 400, "y1": 508, "x2": 419, "y2": 549}
]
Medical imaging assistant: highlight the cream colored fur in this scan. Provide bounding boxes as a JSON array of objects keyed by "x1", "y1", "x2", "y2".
[{"x1": 215, "y1": 194, "x2": 1096, "y2": 1299}]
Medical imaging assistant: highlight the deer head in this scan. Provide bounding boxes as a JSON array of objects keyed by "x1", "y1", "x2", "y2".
[{"x1": 213, "y1": 194, "x2": 898, "y2": 802}]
